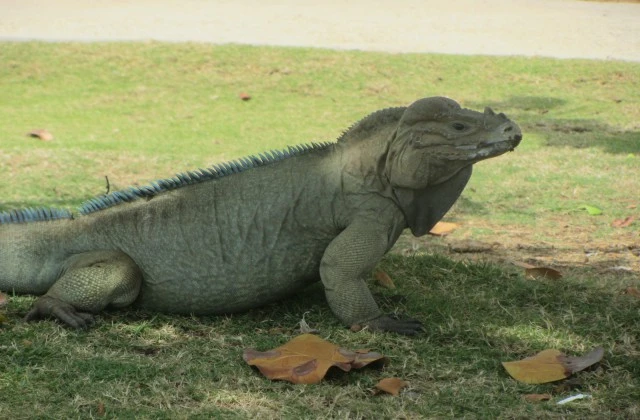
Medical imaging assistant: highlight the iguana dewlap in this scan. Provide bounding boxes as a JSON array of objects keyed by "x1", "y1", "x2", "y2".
[{"x1": 0, "y1": 97, "x2": 521, "y2": 334}]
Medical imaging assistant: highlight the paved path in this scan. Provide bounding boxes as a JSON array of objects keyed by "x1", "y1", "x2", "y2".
[{"x1": 0, "y1": 0, "x2": 638, "y2": 61}]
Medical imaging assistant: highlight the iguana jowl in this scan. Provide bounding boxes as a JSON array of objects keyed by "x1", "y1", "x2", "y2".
[{"x1": 0, "y1": 97, "x2": 521, "y2": 334}]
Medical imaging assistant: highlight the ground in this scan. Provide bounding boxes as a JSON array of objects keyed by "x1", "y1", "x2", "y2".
[{"x1": 0, "y1": 0, "x2": 638, "y2": 61}]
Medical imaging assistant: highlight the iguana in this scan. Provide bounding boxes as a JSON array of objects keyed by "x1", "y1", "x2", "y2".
[{"x1": 0, "y1": 96, "x2": 521, "y2": 335}]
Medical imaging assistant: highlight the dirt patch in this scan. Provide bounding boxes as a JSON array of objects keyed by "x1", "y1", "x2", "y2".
[{"x1": 394, "y1": 217, "x2": 640, "y2": 278}]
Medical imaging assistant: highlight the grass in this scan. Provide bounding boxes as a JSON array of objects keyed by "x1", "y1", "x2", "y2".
[{"x1": 1, "y1": 42, "x2": 639, "y2": 418}]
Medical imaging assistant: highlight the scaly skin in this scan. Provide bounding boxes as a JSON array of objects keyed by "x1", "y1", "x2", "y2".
[{"x1": 0, "y1": 97, "x2": 522, "y2": 334}]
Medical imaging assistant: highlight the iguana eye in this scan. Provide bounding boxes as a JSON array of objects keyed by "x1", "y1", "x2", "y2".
[{"x1": 451, "y1": 122, "x2": 467, "y2": 131}]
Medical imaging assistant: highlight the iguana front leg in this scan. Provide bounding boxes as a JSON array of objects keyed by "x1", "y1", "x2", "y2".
[
  {"x1": 320, "y1": 217, "x2": 423, "y2": 335},
  {"x1": 25, "y1": 250, "x2": 142, "y2": 328}
]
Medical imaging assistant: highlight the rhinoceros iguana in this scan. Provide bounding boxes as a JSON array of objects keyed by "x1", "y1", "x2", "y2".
[{"x1": 0, "y1": 96, "x2": 521, "y2": 335}]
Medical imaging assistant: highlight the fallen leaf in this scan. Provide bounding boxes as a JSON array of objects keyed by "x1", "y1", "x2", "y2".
[
  {"x1": 502, "y1": 347, "x2": 604, "y2": 384},
  {"x1": 0, "y1": 292, "x2": 8, "y2": 308},
  {"x1": 375, "y1": 270, "x2": 396, "y2": 289},
  {"x1": 579, "y1": 205, "x2": 602, "y2": 216},
  {"x1": 239, "y1": 92, "x2": 251, "y2": 101},
  {"x1": 242, "y1": 334, "x2": 385, "y2": 384},
  {"x1": 560, "y1": 347, "x2": 604, "y2": 374},
  {"x1": 428, "y1": 222, "x2": 459, "y2": 236},
  {"x1": 375, "y1": 377, "x2": 408, "y2": 396},
  {"x1": 627, "y1": 204, "x2": 637, "y2": 210},
  {"x1": 611, "y1": 216, "x2": 634, "y2": 228},
  {"x1": 624, "y1": 287, "x2": 640, "y2": 299},
  {"x1": 27, "y1": 129, "x2": 54, "y2": 141},
  {"x1": 352, "y1": 349, "x2": 386, "y2": 368},
  {"x1": 525, "y1": 267, "x2": 563, "y2": 280},
  {"x1": 523, "y1": 393, "x2": 552, "y2": 402}
]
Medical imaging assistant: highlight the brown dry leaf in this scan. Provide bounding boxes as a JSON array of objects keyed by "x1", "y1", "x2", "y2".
[
  {"x1": 0, "y1": 292, "x2": 8, "y2": 308},
  {"x1": 374, "y1": 270, "x2": 396, "y2": 289},
  {"x1": 242, "y1": 334, "x2": 385, "y2": 384},
  {"x1": 525, "y1": 267, "x2": 563, "y2": 280},
  {"x1": 352, "y1": 349, "x2": 386, "y2": 369},
  {"x1": 428, "y1": 221, "x2": 459, "y2": 236},
  {"x1": 27, "y1": 129, "x2": 54, "y2": 141},
  {"x1": 611, "y1": 216, "x2": 635, "y2": 228},
  {"x1": 561, "y1": 347, "x2": 604, "y2": 374},
  {"x1": 239, "y1": 92, "x2": 252, "y2": 101},
  {"x1": 624, "y1": 286, "x2": 640, "y2": 299},
  {"x1": 502, "y1": 347, "x2": 604, "y2": 384},
  {"x1": 375, "y1": 377, "x2": 408, "y2": 396},
  {"x1": 523, "y1": 393, "x2": 552, "y2": 402}
]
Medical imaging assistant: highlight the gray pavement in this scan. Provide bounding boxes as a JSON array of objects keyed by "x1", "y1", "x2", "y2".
[{"x1": 0, "y1": 0, "x2": 638, "y2": 61}]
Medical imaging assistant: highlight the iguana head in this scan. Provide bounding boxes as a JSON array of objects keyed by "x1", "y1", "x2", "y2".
[
  {"x1": 386, "y1": 96, "x2": 521, "y2": 188},
  {"x1": 385, "y1": 96, "x2": 522, "y2": 235}
]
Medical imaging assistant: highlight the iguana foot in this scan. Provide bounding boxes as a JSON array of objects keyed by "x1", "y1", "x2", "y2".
[
  {"x1": 24, "y1": 296, "x2": 95, "y2": 329},
  {"x1": 364, "y1": 314, "x2": 423, "y2": 335}
]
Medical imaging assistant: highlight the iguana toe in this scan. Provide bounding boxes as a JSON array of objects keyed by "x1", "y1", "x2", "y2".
[
  {"x1": 364, "y1": 315, "x2": 424, "y2": 335},
  {"x1": 24, "y1": 296, "x2": 95, "y2": 329}
]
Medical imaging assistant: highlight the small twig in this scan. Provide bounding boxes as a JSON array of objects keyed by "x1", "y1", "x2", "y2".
[{"x1": 104, "y1": 176, "x2": 111, "y2": 194}]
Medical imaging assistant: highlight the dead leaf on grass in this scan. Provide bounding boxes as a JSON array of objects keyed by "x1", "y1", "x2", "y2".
[
  {"x1": 428, "y1": 222, "x2": 459, "y2": 236},
  {"x1": 374, "y1": 377, "x2": 408, "y2": 396},
  {"x1": 502, "y1": 347, "x2": 604, "y2": 384},
  {"x1": 239, "y1": 92, "x2": 252, "y2": 101},
  {"x1": 242, "y1": 334, "x2": 386, "y2": 384},
  {"x1": 525, "y1": 267, "x2": 563, "y2": 280},
  {"x1": 375, "y1": 270, "x2": 396, "y2": 289},
  {"x1": 27, "y1": 129, "x2": 54, "y2": 141},
  {"x1": 523, "y1": 393, "x2": 552, "y2": 402},
  {"x1": 624, "y1": 287, "x2": 640, "y2": 299},
  {"x1": 611, "y1": 216, "x2": 635, "y2": 228}
]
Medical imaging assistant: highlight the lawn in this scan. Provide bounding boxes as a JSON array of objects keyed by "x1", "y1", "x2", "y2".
[{"x1": 0, "y1": 42, "x2": 639, "y2": 418}]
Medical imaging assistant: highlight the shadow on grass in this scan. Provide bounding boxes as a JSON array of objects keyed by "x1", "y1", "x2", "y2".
[{"x1": 377, "y1": 252, "x2": 637, "y2": 359}]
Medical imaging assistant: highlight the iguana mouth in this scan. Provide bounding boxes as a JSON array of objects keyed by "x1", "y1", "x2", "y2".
[{"x1": 455, "y1": 136, "x2": 521, "y2": 151}]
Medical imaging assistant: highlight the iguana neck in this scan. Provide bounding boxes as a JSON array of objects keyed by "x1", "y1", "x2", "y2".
[{"x1": 336, "y1": 123, "x2": 397, "y2": 196}]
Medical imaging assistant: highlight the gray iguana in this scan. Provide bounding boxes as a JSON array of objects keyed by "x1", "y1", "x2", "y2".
[{"x1": 0, "y1": 96, "x2": 521, "y2": 335}]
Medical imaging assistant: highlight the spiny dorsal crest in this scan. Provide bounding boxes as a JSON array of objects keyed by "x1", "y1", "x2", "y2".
[{"x1": 0, "y1": 142, "x2": 332, "y2": 224}]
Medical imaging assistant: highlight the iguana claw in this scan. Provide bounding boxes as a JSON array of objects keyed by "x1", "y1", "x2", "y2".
[
  {"x1": 365, "y1": 314, "x2": 424, "y2": 335},
  {"x1": 24, "y1": 296, "x2": 95, "y2": 329}
]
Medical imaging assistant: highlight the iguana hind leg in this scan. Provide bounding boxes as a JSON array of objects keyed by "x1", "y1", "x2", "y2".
[{"x1": 25, "y1": 250, "x2": 142, "y2": 328}]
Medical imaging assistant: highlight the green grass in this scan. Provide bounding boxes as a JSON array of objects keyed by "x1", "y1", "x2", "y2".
[{"x1": 1, "y1": 42, "x2": 639, "y2": 418}]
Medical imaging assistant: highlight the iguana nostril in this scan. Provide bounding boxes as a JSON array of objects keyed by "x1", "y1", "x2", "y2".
[{"x1": 514, "y1": 134, "x2": 522, "y2": 141}]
